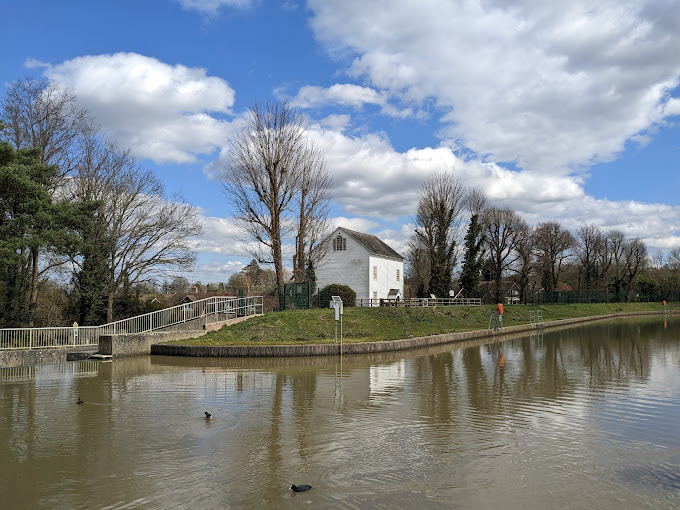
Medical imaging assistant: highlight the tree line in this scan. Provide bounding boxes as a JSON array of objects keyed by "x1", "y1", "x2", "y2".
[
  {"x1": 0, "y1": 78, "x2": 201, "y2": 327},
  {"x1": 406, "y1": 172, "x2": 675, "y2": 304},
  {"x1": 2, "y1": 76, "x2": 673, "y2": 327}
]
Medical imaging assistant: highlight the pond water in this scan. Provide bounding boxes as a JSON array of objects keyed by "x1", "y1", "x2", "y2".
[{"x1": 1, "y1": 317, "x2": 679, "y2": 509}]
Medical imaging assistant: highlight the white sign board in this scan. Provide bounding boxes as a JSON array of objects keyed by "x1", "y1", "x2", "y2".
[{"x1": 329, "y1": 295, "x2": 343, "y2": 321}]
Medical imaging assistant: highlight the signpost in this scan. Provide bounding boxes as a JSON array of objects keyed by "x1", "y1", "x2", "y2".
[{"x1": 330, "y1": 296, "x2": 343, "y2": 352}]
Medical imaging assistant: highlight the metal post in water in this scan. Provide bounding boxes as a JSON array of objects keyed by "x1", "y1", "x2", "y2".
[{"x1": 340, "y1": 312, "x2": 343, "y2": 353}]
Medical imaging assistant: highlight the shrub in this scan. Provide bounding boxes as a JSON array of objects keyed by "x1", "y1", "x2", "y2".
[{"x1": 318, "y1": 284, "x2": 356, "y2": 307}]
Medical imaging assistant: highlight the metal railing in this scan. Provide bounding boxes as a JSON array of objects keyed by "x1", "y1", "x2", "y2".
[
  {"x1": 356, "y1": 297, "x2": 482, "y2": 307},
  {"x1": 1, "y1": 295, "x2": 263, "y2": 350},
  {"x1": 0, "y1": 326, "x2": 100, "y2": 349}
]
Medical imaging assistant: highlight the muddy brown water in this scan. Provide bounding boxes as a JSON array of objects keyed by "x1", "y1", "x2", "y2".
[{"x1": 1, "y1": 317, "x2": 679, "y2": 509}]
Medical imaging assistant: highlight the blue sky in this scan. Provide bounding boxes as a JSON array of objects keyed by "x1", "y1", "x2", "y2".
[{"x1": 2, "y1": 0, "x2": 680, "y2": 283}]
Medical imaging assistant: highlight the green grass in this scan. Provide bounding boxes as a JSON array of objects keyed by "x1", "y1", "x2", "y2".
[{"x1": 165, "y1": 301, "x2": 670, "y2": 347}]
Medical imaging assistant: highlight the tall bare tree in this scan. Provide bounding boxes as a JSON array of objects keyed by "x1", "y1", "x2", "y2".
[
  {"x1": 576, "y1": 224, "x2": 603, "y2": 293},
  {"x1": 512, "y1": 223, "x2": 535, "y2": 303},
  {"x1": 223, "y1": 100, "x2": 328, "y2": 300},
  {"x1": 534, "y1": 221, "x2": 575, "y2": 292},
  {"x1": 465, "y1": 187, "x2": 488, "y2": 216},
  {"x1": 608, "y1": 229, "x2": 628, "y2": 297},
  {"x1": 481, "y1": 207, "x2": 526, "y2": 303},
  {"x1": 606, "y1": 231, "x2": 647, "y2": 299},
  {"x1": 411, "y1": 171, "x2": 467, "y2": 297},
  {"x1": 405, "y1": 236, "x2": 430, "y2": 298},
  {"x1": 293, "y1": 141, "x2": 332, "y2": 283}
]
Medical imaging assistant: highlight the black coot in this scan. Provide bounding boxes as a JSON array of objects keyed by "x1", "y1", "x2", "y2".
[{"x1": 290, "y1": 484, "x2": 312, "y2": 492}]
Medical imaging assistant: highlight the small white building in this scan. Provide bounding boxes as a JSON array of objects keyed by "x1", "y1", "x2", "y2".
[{"x1": 315, "y1": 227, "x2": 404, "y2": 302}]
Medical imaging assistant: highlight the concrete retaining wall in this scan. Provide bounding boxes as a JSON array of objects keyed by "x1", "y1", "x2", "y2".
[
  {"x1": 0, "y1": 348, "x2": 66, "y2": 368},
  {"x1": 100, "y1": 315, "x2": 258, "y2": 357},
  {"x1": 151, "y1": 311, "x2": 664, "y2": 359}
]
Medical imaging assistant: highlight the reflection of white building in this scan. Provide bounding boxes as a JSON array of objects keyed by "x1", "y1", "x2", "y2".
[
  {"x1": 370, "y1": 360, "x2": 406, "y2": 401},
  {"x1": 315, "y1": 227, "x2": 404, "y2": 301}
]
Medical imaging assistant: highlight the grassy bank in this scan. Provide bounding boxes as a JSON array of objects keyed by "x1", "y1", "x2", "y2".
[{"x1": 167, "y1": 302, "x2": 670, "y2": 347}]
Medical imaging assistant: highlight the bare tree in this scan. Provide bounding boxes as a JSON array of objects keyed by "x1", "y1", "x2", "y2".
[
  {"x1": 512, "y1": 223, "x2": 535, "y2": 303},
  {"x1": 411, "y1": 171, "x2": 467, "y2": 297},
  {"x1": 481, "y1": 207, "x2": 526, "y2": 303},
  {"x1": 68, "y1": 134, "x2": 202, "y2": 323},
  {"x1": 1, "y1": 76, "x2": 88, "y2": 179},
  {"x1": 534, "y1": 221, "x2": 575, "y2": 292},
  {"x1": 668, "y1": 247, "x2": 680, "y2": 271},
  {"x1": 293, "y1": 141, "x2": 332, "y2": 283},
  {"x1": 227, "y1": 259, "x2": 277, "y2": 296},
  {"x1": 405, "y1": 236, "x2": 430, "y2": 298},
  {"x1": 624, "y1": 238, "x2": 647, "y2": 297},
  {"x1": 465, "y1": 187, "x2": 488, "y2": 216},
  {"x1": 607, "y1": 229, "x2": 628, "y2": 297},
  {"x1": 223, "y1": 100, "x2": 326, "y2": 299},
  {"x1": 576, "y1": 224, "x2": 603, "y2": 293}
]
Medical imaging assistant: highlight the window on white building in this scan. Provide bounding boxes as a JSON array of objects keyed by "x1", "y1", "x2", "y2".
[
  {"x1": 373, "y1": 266, "x2": 378, "y2": 280},
  {"x1": 396, "y1": 269, "x2": 400, "y2": 282},
  {"x1": 333, "y1": 235, "x2": 346, "y2": 251},
  {"x1": 373, "y1": 291, "x2": 378, "y2": 300}
]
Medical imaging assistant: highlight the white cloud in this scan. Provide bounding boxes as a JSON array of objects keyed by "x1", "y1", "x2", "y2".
[
  {"x1": 331, "y1": 216, "x2": 380, "y2": 233},
  {"x1": 305, "y1": 126, "x2": 680, "y2": 253},
  {"x1": 308, "y1": 0, "x2": 680, "y2": 174},
  {"x1": 192, "y1": 260, "x2": 245, "y2": 283},
  {"x1": 294, "y1": 84, "x2": 384, "y2": 109},
  {"x1": 43, "y1": 53, "x2": 235, "y2": 164},
  {"x1": 174, "y1": 0, "x2": 253, "y2": 15},
  {"x1": 24, "y1": 58, "x2": 49, "y2": 69},
  {"x1": 319, "y1": 114, "x2": 351, "y2": 131},
  {"x1": 665, "y1": 98, "x2": 680, "y2": 117},
  {"x1": 293, "y1": 83, "x2": 415, "y2": 118},
  {"x1": 194, "y1": 216, "x2": 248, "y2": 256}
]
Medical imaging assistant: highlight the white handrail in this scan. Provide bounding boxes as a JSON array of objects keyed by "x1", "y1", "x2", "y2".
[
  {"x1": 356, "y1": 297, "x2": 482, "y2": 307},
  {"x1": 1, "y1": 295, "x2": 263, "y2": 350}
]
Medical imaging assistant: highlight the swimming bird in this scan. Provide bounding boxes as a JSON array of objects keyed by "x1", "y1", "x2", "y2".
[
  {"x1": 205, "y1": 411, "x2": 212, "y2": 419},
  {"x1": 77, "y1": 398, "x2": 84, "y2": 405},
  {"x1": 290, "y1": 484, "x2": 312, "y2": 492}
]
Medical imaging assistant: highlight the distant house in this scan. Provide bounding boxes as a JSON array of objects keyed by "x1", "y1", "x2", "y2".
[
  {"x1": 165, "y1": 292, "x2": 236, "y2": 307},
  {"x1": 315, "y1": 227, "x2": 404, "y2": 302},
  {"x1": 179, "y1": 292, "x2": 236, "y2": 305}
]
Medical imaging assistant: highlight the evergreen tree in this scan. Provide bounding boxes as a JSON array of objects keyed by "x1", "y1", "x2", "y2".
[
  {"x1": 459, "y1": 214, "x2": 485, "y2": 298},
  {"x1": 73, "y1": 221, "x2": 110, "y2": 325},
  {"x1": 0, "y1": 142, "x2": 82, "y2": 325},
  {"x1": 305, "y1": 258, "x2": 317, "y2": 290}
]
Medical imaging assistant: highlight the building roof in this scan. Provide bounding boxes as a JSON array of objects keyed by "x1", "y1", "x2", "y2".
[
  {"x1": 334, "y1": 227, "x2": 404, "y2": 260},
  {"x1": 175, "y1": 292, "x2": 236, "y2": 305}
]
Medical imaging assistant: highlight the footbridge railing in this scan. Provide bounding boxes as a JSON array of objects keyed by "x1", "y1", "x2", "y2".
[{"x1": 1, "y1": 295, "x2": 263, "y2": 350}]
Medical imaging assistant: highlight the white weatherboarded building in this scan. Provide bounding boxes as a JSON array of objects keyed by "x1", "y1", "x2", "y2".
[{"x1": 315, "y1": 227, "x2": 404, "y2": 302}]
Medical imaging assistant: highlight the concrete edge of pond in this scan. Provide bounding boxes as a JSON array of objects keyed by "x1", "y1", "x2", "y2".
[{"x1": 150, "y1": 311, "x2": 670, "y2": 359}]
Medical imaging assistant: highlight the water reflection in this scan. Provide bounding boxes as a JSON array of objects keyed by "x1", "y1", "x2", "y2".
[{"x1": 1, "y1": 317, "x2": 679, "y2": 509}]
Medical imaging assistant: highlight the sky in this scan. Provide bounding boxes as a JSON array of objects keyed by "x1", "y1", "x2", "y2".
[{"x1": 1, "y1": 0, "x2": 680, "y2": 284}]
